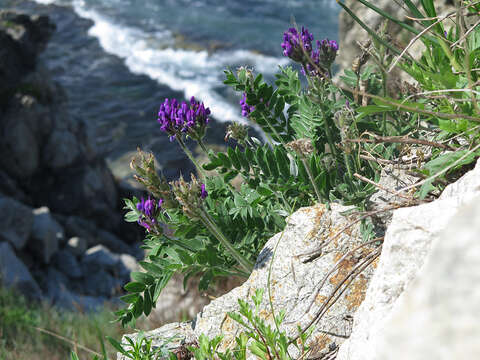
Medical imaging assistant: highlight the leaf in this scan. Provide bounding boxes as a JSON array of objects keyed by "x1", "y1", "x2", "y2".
[
  {"x1": 119, "y1": 293, "x2": 139, "y2": 304},
  {"x1": 257, "y1": 186, "x2": 273, "y2": 196},
  {"x1": 217, "y1": 152, "x2": 232, "y2": 168},
  {"x1": 224, "y1": 170, "x2": 239, "y2": 183},
  {"x1": 265, "y1": 149, "x2": 279, "y2": 179},
  {"x1": 228, "y1": 147, "x2": 242, "y2": 170},
  {"x1": 133, "y1": 296, "x2": 143, "y2": 318},
  {"x1": 140, "y1": 261, "x2": 165, "y2": 276},
  {"x1": 143, "y1": 287, "x2": 153, "y2": 316},
  {"x1": 199, "y1": 270, "x2": 213, "y2": 291},
  {"x1": 131, "y1": 271, "x2": 155, "y2": 286},
  {"x1": 275, "y1": 147, "x2": 290, "y2": 179},
  {"x1": 124, "y1": 281, "x2": 146, "y2": 293},
  {"x1": 288, "y1": 153, "x2": 298, "y2": 177},
  {"x1": 236, "y1": 147, "x2": 250, "y2": 172},
  {"x1": 124, "y1": 211, "x2": 140, "y2": 223},
  {"x1": 255, "y1": 147, "x2": 270, "y2": 176},
  {"x1": 274, "y1": 97, "x2": 285, "y2": 118},
  {"x1": 106, "y1": 336, "x2": 127, "y2": 355},
  {"x1": 418, "y1": 179, "x2": 436, "y2": 199},
  {"x1": 424, "y1": 150, "x2": 479, "y2": 176},
  {"x1": 153, "y1": 272, "x2": 173, "y2": 302},
  {"x1": 356, "y1": 105, "x2": 393, "y2": 120},
  {"x1": 176, "y1": 249, "x2": 194, "y2": 265}
]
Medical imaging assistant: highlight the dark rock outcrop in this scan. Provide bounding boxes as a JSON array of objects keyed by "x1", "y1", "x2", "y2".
[{"x1": 0, "y1": 10, "x2": 140, "y2": 309}]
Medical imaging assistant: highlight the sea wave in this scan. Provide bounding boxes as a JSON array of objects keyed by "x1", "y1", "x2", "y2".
[{"x1": 33, "y1": 0, "x2": 291, "y2": 124}]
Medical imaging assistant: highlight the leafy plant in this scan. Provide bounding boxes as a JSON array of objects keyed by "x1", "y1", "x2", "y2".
[
  {"x1": 188, "y1": 289, "x2": 313, "y2": 360},
  {"x1": 117, "y1": 0, "x2": 480, "y2": 329}
]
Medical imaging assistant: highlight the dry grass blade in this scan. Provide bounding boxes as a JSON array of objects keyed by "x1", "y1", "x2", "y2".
[
  {"x1": 345, "y1": 133, "x2": 455, "y2": 151},
  {"x1": 387, "y1": 11, "x2": 455, "y2": 73},
  {"x1": 450, "y1": 18, "x2": 480, "y2": 49},
  {"x1": 32, "y1": 326, "x2": 102, "y2": 357},
  {"x1": 290, "y1": 246, "x2": 382, "y2": 344},
  {"x1": 301, "y1": 238, "x2": 383, "y2": 317},
  {"x1": 335, "y1": 83, "x2": 480, "y2": 122},
  {"x1": 353, "y1": 173, "x2": 413, "y2": 200}
]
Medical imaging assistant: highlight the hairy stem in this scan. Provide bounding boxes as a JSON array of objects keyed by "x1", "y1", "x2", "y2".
[{"x1": 199, "y1": 209, "x2": 254, "y2": 274}]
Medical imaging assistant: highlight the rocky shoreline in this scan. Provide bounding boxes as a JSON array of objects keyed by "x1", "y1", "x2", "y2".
[{"x1": 0, "y1": 10, "x2": 144, "y2": 310}]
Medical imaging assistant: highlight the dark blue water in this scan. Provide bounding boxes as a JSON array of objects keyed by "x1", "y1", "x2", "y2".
[{"x1": 1, "y1": 0, "x2": 339, "y2": 180}]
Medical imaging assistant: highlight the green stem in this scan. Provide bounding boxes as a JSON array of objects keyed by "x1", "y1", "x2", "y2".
[
  {"x1": 380, "y1": 70, "x2": 388, "y2": 135},
  {"x1": 262, "y1": 114, "x2": 287, "y2": 148},
  {"x1": 301, "y1": 158, "x2": 322, "y2": 203},
  {"x1": 438, "y1": 38, "x2": 463, "y2": 73},
  {"x1": 199, "y1": 209, "x2": 254, "y2": 274},
  {"x1": 278, "y1": 191, "x2": 293, "y2": 213},
  {"x1": 177, "y1": 137, "x2": 208, "y2": 179},
  {"x1": 459, "y1": 8, "x2": 480, "y2": 115},
  {"x1": 197, "y1": 138, "x2": 209, "y2": 155},
  {"x1": 319, "y1": 104, "x2": 338, "y2": 158},
  {"x1": 163, "y1": 234, "x2": 197, "y2": 253}
]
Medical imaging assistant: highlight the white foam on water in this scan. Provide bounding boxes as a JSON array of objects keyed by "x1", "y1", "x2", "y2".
[{"x1": 35, "y1": 0, "x2": 291, "y2": 125}]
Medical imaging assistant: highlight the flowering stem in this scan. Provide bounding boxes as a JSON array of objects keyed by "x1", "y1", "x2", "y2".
[
  {"x1": 319, "y1": 104, "x2": 338, "y2": 158},
  {"x1": 196, "y1": 137, "x2": 209, "y2": 155},
  {"x1": 199, "y1": 209, "x2": 254, "y2": 274},
  {"x1": 176, "y1": 137, "x2": 208, "y2": 179},
  {"x1": 301, "y1": 157, "x2": 323, "y2": 203}
]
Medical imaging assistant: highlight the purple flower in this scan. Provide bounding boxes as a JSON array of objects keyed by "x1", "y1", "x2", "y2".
[
  {"x1": 200, "y1": 184, "x2": 208, "y2": 199},
  {"x1": 157, "y1": 97, "x2": 210, "y2": 140},
  {"x1": 302, "y1": 38, "x2": 339, "y2": 78},
  {"x1": 136, "y1": 197, "x2": 146, "y2": 212},
  {"x1": 281, "y1": 26, "x2": 314, "y2": 63},
  {"x1": 144, "y1": 197, "x2": 155, "y2": 217},
  {"x1": 136, "y1": 196, "x2": 164, "y2": 232},
  {"x1": 239, "y1": 93, "x2": 255, "y2": 117},
  {"x1": 318, "y1": 38, "x2": 338, "y2": 68},
  {"x1": 138, "y1": 220, "x2": 151, "y2": 231}
]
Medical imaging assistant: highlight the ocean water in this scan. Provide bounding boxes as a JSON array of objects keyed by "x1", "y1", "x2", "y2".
[{"x1": 1, "y1": 0, "x2": 339, "y2": 179}]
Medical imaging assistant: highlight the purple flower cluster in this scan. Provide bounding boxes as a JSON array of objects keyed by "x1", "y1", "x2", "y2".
[
  {"x1": 136, "y1": 196, "x2": 163, "y2": 231},
  {"x1": 304, "y1": 39, "x2": 339, "y2": 77},
  {"x1": 239, "y1": 93, "x2": 255, "y2": 117},
  {"x1": 281, "y1": 27, "x2": 314, "y2": 63},
  {"x1": 318, "y1": 39, "x2": 338, "y2": 68},
  {"x1": 281, "y1": 26, "x2": 339, "y2": 78},
  {"x1": 157, "y1": 97, "x2": 211, "y2": 141}
]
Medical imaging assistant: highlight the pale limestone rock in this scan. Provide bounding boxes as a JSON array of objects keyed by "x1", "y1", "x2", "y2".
[
  {"x1": 336, "y1": 159, "x2": 480, "y2": 360},
  {"x1": 119, "y1": 203, "x2": 378, "y2": 359},
  {"x1": 376, "y1": 196, "x2": 480, "y2": 359}
]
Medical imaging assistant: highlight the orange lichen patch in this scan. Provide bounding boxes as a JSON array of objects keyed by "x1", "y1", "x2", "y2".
[
  {"x1": 345, "y1": 274, "x2": 369, "y2": 311},
  {"x1": 258, "y1": 309, "x2": 273, "y2": 321},
  {"x1": 306, "y1": 205, "x2": 327, "y2": 239},
  {"x1": 315, "y1": 294, "x2": 328, "y2": 306},
  {"x1": 371, "y1": 256, "x2": 380, "y2": 269},
  {"x1": 326, "y1": 225, "x2": 343, "y2": 249},
  {"x1": 309, "y1": 334, "x2": 331, "y2": 353},
  {"x1": 329, "y1": 257, "x2": 356, "y2": 286},
  {"x1": 220, "y1": 315, "x2": 237, "y2": 334}
]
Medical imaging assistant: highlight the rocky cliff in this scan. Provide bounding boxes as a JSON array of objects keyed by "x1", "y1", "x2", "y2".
[
  {"x1": 0, "y1": 8, "x2": 215, "y2": 320},
  {"x1": 0, "y1": 10, "x2": 140, "y2": 309}
]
